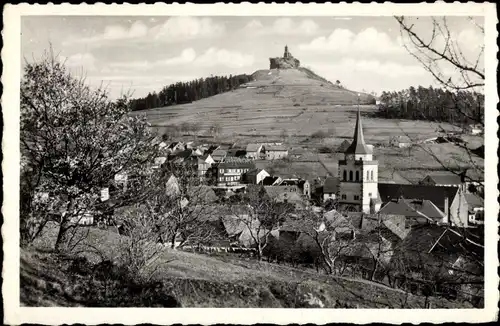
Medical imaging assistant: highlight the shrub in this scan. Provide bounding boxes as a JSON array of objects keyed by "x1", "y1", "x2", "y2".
[{"x1": 310, "y1": 130, "x2": 328, "y2": 139}]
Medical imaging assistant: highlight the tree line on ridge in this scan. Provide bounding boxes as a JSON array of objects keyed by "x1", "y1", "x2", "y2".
[{"x1": 130, "y1": 74, "x2": 253, "y2": 111}]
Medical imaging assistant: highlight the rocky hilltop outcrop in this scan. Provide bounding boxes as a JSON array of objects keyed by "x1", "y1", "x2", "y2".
[{"x1": 269, "y1": 45, "x2": 300, "y2": 69}]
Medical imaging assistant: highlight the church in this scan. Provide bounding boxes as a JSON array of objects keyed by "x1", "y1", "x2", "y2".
[
  {"x1": 333, "y1": 105, "x2": 471, "y2": 227},
  {"x1": 337, "y1": 106, "x2": 381, "y2": 214}
]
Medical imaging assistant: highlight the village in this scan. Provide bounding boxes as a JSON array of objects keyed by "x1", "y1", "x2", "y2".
[
  {"x1": 14, "y1": 12, "x2": 491, "y2": 313},
  {"x1": 79, "y1": 105, "x2": 485, "y2": 305}
]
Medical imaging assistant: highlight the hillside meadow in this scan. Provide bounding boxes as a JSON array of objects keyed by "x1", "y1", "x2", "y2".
[{"x1": 131, "y1": 68, "x2": 483, "y2": 183}]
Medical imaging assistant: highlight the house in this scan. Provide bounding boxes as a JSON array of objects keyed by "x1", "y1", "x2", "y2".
[
  {"x1": 390, "y1": 135, "x2": 412, "y2": 148},
  {"x1": 464, "y1": 124, "x2": 483, "y2": 135},
  {"x1": 227, "y1": 148, "x2": 247, "y2": 158},
  {"x1": 420, "y1": 173, "x2": 463, "y2": 188},
  {"x1": 337, "y1": 140, "x2": 351, "y2": 153},
  {"x1": 378, "y1": 183, "x2": 469, "y2": 227},
  {"x1": 245, "y1": 143, "x2": 265, "y2": 159},
  {"x1": 265, "y1": 145, "x2": 288, "y2": 160},
  {"x1": 168, "y1": 148, "x2": 196, "y2": 164},
  {"x1": 166, "y1": 141, "x2": 185, "y2": 154},
  {"x1": 277, "y1": 178, "x2": 312, "y2": 199},
  {"x1": 153, "y1": 156, "x2": 167, "y2": 169},
  {"x1": 217, "y1": 157, "x2": 256, "y2": 187},
  {"x1": 70, "y1": 211, "x2": 94, "y2": 226},
  {"x1": 187, "y1": 185, "x2": 218, "y2": 204},
  {"x1": 378, "y1": 197, "x2": 447, "y2": 226},
  {"x1": 211, "y1": 149, "x2": 228, "y2": 163},
  {"x1": 244, "y1": 168, "x2": 270, "y2": 185},
  {"x1": 165, "y1": 174, "x2": 181, "y2": 197},
  {"x1": 264, "y1": 185, "x2": 306, "y2": 209},
  {"x1": 220, "y1": 205, "x2": 268, "y2": 248},
  {"x1": 388, "y1": 224, "x2": 483, "y2": 300},
  {"x1": 197, "y1": 154, "x2": 215, "y2": 180},
  {"x1": 465, "y1": 193, "x2": 484, "y2": 225},
  {"x1": 323, "y1": 176, "x2": 340, "y2": 202}
]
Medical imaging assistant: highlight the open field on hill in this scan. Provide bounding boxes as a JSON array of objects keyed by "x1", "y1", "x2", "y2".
[
  {"x1": 23, "y1": 223, "x2": 473, "y2": 308},
  {"x1": 132, "y1": 68, "x2": 483, "y2": 182}
]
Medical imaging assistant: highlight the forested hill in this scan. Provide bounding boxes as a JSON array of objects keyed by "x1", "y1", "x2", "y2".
[
  {"x1": 130, "y1": 74, "x2": 253, "y2": 111},
  {"x1": 377, "y1": 87, "x2": 484, "y2": 126}
]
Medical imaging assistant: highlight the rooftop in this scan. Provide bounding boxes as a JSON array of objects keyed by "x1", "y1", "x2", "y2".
[
  {"x1": 345, "y1": 107, "x2": 372, "y2": 155},
  {"x1": 424, "y1": 173, "x2": 462, "y2": 185},
  {"x1": 378, "y1": 183, "x2": 459, "y2": 212},
  {"x1": 323, "y1": 176, "x2": 340, "y2": 193}
]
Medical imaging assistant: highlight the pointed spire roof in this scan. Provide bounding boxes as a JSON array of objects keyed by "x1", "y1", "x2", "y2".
[{"x1": 345, "y1": 106, "x2": 372, "y2": 155}]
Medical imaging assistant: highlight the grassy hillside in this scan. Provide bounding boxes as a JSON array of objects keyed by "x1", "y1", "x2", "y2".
[
  {"x1": 131, "y1": 67, "x2": 483, "y2": 183},
  {"x1": 22, "y1": 224, "x2": 473, "y2": 308}
]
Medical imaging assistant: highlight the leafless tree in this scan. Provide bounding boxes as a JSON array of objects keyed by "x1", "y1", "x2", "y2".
[
  {"x1": 145, "y1": 162, "x2": 219, "y2": 249},
  {"x1": 395, "y1": 16, "x2": 485, "y2": 185},
  {"x1": 115, "y1": 203, "x2": 173, "y2": 281},
  {"x1": 297, "y1": 209, "x2": 357, "y2": 275},
  {"x1": 226, "y1": 186, "x2": 293, "y2": 260},
  {"x1": 395, "y1": 16, "x2": 484, "y2": 92}
]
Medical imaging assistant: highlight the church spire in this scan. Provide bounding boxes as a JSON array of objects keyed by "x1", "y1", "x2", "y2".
[{"x1": 345, "y1": 98, "x2": 372, "y2": 155}]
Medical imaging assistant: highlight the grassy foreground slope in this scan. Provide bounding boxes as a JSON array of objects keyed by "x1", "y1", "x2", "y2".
[{"x1": 22, "y1": 224, "x2": 471, "y2": 308}]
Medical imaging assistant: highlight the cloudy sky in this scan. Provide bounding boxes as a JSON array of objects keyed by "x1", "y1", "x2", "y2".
[{"x1": 21, "y1": 16, "x2": 484, "y2": 99}]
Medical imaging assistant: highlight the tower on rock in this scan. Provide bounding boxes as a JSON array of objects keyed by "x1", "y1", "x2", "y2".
[
  {"x1": 337, "y1": 101, "x2": 380, "y2": 213},
  {"x1": 284, "y1": 45, "x2": 290, "y2": 59},
  {"x1": 269, "y1": 45, "x2": 300, "y2": 69}
]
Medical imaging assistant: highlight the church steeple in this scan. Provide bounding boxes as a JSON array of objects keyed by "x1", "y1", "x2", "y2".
[{"x1": 345, "y1": 102, "x2": 372, "y2": 155}]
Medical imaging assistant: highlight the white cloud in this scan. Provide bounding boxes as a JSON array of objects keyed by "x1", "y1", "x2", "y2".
[
  {"x1": 308, "y1": 59, "x2": 426, "y2": 82},
  {"x1": 60, "y1": 52, "x2": 97, "y2": 71},
  {"x1": 299, "y1": 27, "x2": 405, "y2": 55},
  {"x1": 65, "y1": 17, "x2": 225, "y2": 46},
  {"x1": 456, "y1": 28, "x2": 484, "y2": 52},
  {"x1": 109, "y1": 48, "x2": 196, "y2": 70},
  {"x1": 245, "y1": 19, "x2": 264, "y2": 30},
  {"x1": 106, "y1": 47, "x2": 252, "y2": 71},
  {"x1": 245, "y1": 18, "x2": 320, "y2": 36},
  {"x1": 306, "y1": 59, "x2": 430, "y2": 93},
  {"x1": 159, "y1": 48, "x2": 197, "y2": 65},
  {"x1": 194, "y1": 48, "x2": 254, "y2": 69},
  {"x1": 150, "y1": 16, "x2": 225, "y2": 41}
]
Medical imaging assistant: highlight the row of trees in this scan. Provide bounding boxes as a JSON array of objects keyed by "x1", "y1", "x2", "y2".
[
  {"x1": 130, "y1": 74, "x2": 253, "y2": 111},
  {"x1": 377, "y1": 86, "x2": 484, "y2": 126}
]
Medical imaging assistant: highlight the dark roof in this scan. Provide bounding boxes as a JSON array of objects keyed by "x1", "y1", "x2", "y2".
[
  {"x1": 345, "y1": 107, "x2": 372, "y2": 155},
  {"x1": 267, "y1": 144, "x2": 287, "y2": 151},
  {"x1": 167, "y1": 141, "x2": 181, "y2": 149},
  {"x1": 323, "y1": 176, "x2": 340, "y2": 193},
  {"x1": 337, "y1": 140, "x2": 351, "y2": 152},
  {"x1": 261, "y1": 176, "x2": 280, "y2": 186},
  {"x1": 219, "y1": 157, "x2": 256, "y2": 169},
  {"x1": 280, "y1": 179, "x2": 300, "y2": 186},
  {"x1": 205, "y1": 145, "x2": 220, "y2": 154},
  {"x1": 378, "y1": 183, "x2": 459, "y2": 212},
  {"x1": 187, "y1": 185, "x2": 218, "y2": 204},
  {"x1": 245, "y1": 143, "x2": 262, "y2": 152},
  {"x1": 465, "y1": 193, "x2": 484, "y2": 209},
  {"x1": 245, "y1": 168, "x2": 267, "y2": 177},
  {"x1": 379, "y1": 198, "x2": 445, "y2": 221},
  {"x1": 425, "y1": 173, "x2": 462, "y2": 185},
  {"x1": 175, "y1": 149, "x2": 194, "y2": 159}
]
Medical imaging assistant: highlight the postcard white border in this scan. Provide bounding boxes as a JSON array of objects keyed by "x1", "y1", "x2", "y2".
[{"x1": 2, "y1": 2, "x2": 499, "y2": 324}]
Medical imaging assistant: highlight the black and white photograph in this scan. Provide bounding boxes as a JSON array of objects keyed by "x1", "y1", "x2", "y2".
[{"x1": 2, "y1": 2, "x2": 498, "y2": 324}]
